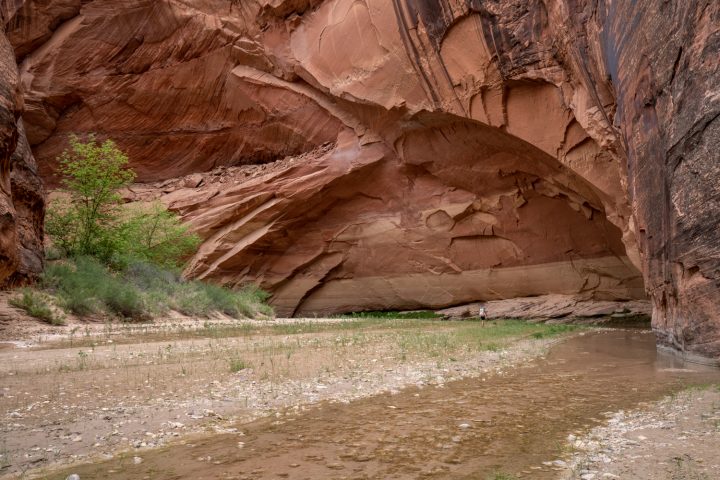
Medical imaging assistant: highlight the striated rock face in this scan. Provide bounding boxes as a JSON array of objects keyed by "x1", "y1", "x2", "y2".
[
  {"x1": 437, "y1": 295, "x2": 652, "y2": 323},
  {"x1": 129, "y1": 128, "x2": 644, "y2": 317},
  {"x1": 592, "y1": 1, "x2": 720, "y2": 360},
  {"x1": 0, "y1": 23, "x2": 44, "y2": 287},
  {"x1": 541, "y1": 0, "x2": 720, "y2": 360},
  {"x1": 4, "y1": 1, "x2": 718, "y2": 358},
  {"x1": 0, "y1": 30, "x2": 19, "y2": 284}
]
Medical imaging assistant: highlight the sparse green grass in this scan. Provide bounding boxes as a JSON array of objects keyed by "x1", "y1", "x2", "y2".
[
  {"x1": 531, "y1": 324, "x2": 578, "y2": 338},
  {"x1": 9, "y1": 288, "x2": 64, "y2": 325},
  {"x1": 270, "y1": 318, "x2": 432, "y2": 335},
  {"x1": 487, "y1": 471, "x2": 518, "y2": 480},
  {"x1": 40, "y1": 256, "x2": 273, "y2": 321},
  {"x1": 229, "y1": 357, "x2": 250, "y2": 373},
  {"x1": 394, "y1": 320, "x2": 581, "y2": 359},
  {"x1": 40, "y1": 316, "x2": 583, "y2": 355},
  {"x1": 685, "y1": 382, "x2": 717, "y2": 393},
  {"x1": 25, "y1": 317, "x2": 586, "y2": 386}
]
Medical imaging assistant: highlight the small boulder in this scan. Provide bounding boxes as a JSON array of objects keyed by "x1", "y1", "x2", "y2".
[{"x1": 183, "y1": 174, "x2": 204, "y2": 188}]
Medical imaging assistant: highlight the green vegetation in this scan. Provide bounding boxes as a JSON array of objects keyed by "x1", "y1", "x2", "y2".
[
  {"x1": 486, "y1": 472, "x2": 518, "y2": 480},
  {"x1": 41, "y1": 256, "x2": 271, "y2": 321},
  {"x1": 9, "y1": 289, "x2": 64, "y2": 325},
  {"x1": 229, "y1": 357, "x2": 250, "y2": 373},
  {"x1": 46, "y1": 135, "x2": 200, "y2": 267},
  {"x1": 395, "y1": 320, "x2": 581, "y2": 358},
  {"x1": 46, "y1": 135, "x2": 135, "y2": 261},
  {"x1": 530, "y1": 323, "x2": 578, "y2": 338},
  {"x1": 269, "y1": 317, "x2": 426, "y2": 335},
  {"x1": 37, "y1": 135, "x2": 273, "y2": 322},
  {"x1": 42, "y1": 318, "x2": 582, "y2": 376}
]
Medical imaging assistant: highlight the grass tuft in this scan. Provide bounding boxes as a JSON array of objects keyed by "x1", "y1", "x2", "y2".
[
  {"x1": 531, "y1": 324, "x2": 577, "y2": 339},
  {"x1": 229, "y1": 358, "x2": 250, "y2": 373},
  {"x1": 9, "y1": 289, "x2": 64, "y2": 325},
  {"x1": 487, "y1": 472, "x2": 518, "y2": 480}
]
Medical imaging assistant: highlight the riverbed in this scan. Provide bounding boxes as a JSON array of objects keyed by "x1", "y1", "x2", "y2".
[{"x1": 39, "y1": 329, "x2": 720, "y2": 480}]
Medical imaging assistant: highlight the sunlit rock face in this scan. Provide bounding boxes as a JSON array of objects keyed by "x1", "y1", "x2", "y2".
[
  {"x1": 4, "y1": 1, "x2": 718, "y2": 358},
  {"x1": 0, "y1": 24, "x2": 43, "y2": 287}
]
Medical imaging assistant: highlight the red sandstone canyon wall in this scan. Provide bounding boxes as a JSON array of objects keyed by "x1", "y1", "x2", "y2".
[
  {"x1": 0, "y1": 19, "x2": 44, "y2": 287},
  {"x1": 1, "y1": 0, "x2": 718, "y2": 359}
]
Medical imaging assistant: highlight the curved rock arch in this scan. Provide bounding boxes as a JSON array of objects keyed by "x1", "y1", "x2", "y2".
[{"x1": 1, "y1": 0, "x2": 718, "y2": 360}]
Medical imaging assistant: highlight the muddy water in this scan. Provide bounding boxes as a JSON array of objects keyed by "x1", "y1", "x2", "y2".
[{"x1": 52, "y1": 330, "x2": 720, "y2": 480}]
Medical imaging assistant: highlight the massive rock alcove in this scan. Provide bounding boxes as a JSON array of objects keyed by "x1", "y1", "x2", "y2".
[{"x1": 1, "y1": 0, "x2": 718, "y2": 360}]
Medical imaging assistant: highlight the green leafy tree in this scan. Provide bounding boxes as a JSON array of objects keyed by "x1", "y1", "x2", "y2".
[
  {"x1": 115, "y1": 203, "x2": 201, "y2": 269},
  {"x1": 47, "y1": 135, "x2": 135, "y2": 259},
  {"x1": 47, "y1": 135, "x2": 199, "y2": 268}
]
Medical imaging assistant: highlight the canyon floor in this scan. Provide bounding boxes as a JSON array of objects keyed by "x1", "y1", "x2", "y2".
[{"x1": 0, "y1": 316, "x2": 718, "y2": 480}]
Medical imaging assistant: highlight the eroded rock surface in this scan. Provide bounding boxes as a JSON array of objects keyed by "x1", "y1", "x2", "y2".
[
  {"x1": 0, "y1": 21, "x2": 44, "y2": 287},
  {"x1": 126, "y1": 135, "x2": 644, "y2": 317},
  {"x1": 595, "y1": 1, "x2": 720, "y2": 360},
  {"x1": 437, "y1": 295, "x2": 651, "y2": 322},
  {"x1": 3, "y1": 1, "x2": 719, "y2": 358}
]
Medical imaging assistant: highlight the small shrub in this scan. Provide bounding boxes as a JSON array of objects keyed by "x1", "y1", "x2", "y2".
[
  {"x1": 200, "y1": 283, "x2": 242, "y2": 316},
  {"x1": 229, "y1": 357, "x2": 250, "y2": 373},
  {"x1": 43, "y1": 257, "x2": 148, "y2": 320},
  {"x1": 116, "y1": 204, "x2": 201, "y2": 269},
  {"x1": 44, "y1": 259, "x2": 103, "y2": 315},
  {"x1": 235, "y1": 284, "x2": 273, "y2": 318},
  {"x1": 77, "y1": 350, "x2": 89, "y2": 370},
  {"x1": 9, "y1": 289, "x2": 64, "y2": 325},
  {"x1": 174, "y1": 283, "x2": 213, "y2": 317},
  {"x1": 102, "y1": 280, "x2": 147, "y2": 319},
  {"x1": 44, "y1": 258, "x2": 105, "y2": 316},
  {"x1": 255, "y1": 302, "x2": 275, "y2": 317},
  {"x1": 60, "y1": 288, "x2": 102, "y2": 316},
  {"x1": 125, "y1": 261, "x2": 179, "y2": 293},
  {"x1": 173, "y1": 280, "x2": 273, "y2": 319}
]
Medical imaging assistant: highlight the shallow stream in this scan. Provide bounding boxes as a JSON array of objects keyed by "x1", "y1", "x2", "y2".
[{"x1": 51, "y1": 329, "x2": 720, "y2": 479}]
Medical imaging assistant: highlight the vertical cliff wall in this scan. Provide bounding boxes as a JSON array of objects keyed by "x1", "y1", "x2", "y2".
[
  {"x1": 0, "y1": 20, "x2": 44, "y2": 287},
  {"x1": 2, "y1": 0, "x2": 718, "y2": 359},
  {"x1": 591, "y1": 0, "x2": 720, "y2": 359}
]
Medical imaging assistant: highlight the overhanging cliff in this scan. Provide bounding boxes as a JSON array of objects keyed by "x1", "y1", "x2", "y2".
[{"x1": 2, "y1": 0, "x2": 718, "y2": 359}]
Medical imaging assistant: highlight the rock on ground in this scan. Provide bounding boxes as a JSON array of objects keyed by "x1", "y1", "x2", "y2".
[{"x1": 564, "y1": 387, "x2": 720, "y2": 479}]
